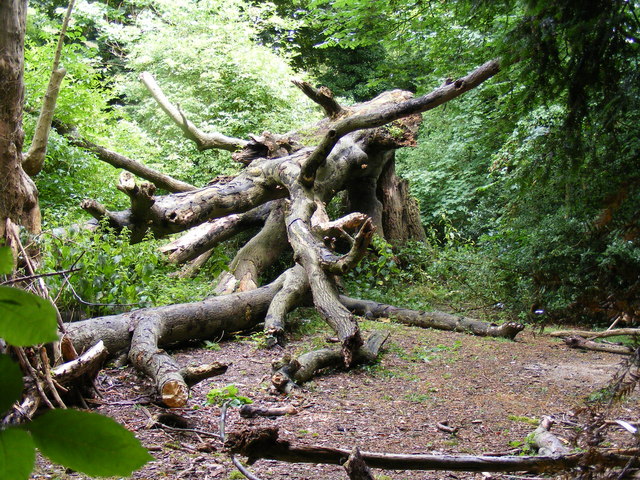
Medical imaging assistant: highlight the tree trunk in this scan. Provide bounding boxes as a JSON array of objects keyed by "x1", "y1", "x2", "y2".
[
  {"x1": 377, "y1": 155, "x2": 426, "y2": 244},
  {"x1": 0, "y1": 0, "x2": 41, "y2": 243}
]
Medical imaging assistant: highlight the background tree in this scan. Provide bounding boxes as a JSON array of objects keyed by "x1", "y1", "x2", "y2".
[{"x1": 0, "y1": 0, "x2": 41, "y2": 248}]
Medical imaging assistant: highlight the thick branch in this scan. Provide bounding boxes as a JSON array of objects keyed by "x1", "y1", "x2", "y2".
[
  {"x1": 23, "y1": 0, "x2": 76, "y2": 176},
  {"x1": 291, "y1": 79, "x2": 343, "y2": 118},
  {"x1": 66, "y1": 271, "x2": 290, "y2": 355},
  {"x1": 227, "y1": 200, "x2": 288, "y2": 292},
  {"x1": 225, "y1": 427, "x2": 637, "y2": 473},
  {"x1": 70, "y1": 131, "x2": 197, "y2": 193},
  {"x1": 550, "y1": 328, "x2": 640, "y2": 339},
  {"x1": 340, "y1": 296, "x2": 525, "y2": 339},
  {"x1": 140, "y1": 72, "x2": 248, "y2": 152},
  {"x1": 160, "y1": 203, "x2": 271, "y2": 264},
  {"x1": 563, "y1": 335, "x2": 634, "y2": 355},
  {"x1": 299, "y1": 59, "x2": 501, "y2": 186},
  {"x1": 264, "y1": 264, "x2": 309, "y2": 347},
  {"x1": 52, "y1": 340, "x2": 107, "y2": 385},
  {"x1": 128, "y1": 312, "x2": 189, "y2": 407},
  {"x1": 23, "y1": 68, "x2": 66, "y2": 175},
  {"x1": 271, "y1": 331, "x2": 389, "y2": 393}
]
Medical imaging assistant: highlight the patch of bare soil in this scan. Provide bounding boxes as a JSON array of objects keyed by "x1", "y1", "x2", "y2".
[{"x1": 32, "y1": 320, "x2": 638, "y2": 480}]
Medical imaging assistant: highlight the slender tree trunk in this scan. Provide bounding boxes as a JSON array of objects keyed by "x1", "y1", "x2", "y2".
[{"x1": 0, "y1": 0, "x2": 41, "y2": 243}]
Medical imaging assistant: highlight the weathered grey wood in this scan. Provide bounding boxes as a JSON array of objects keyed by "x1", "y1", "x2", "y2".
[
  {"x1": 563, "y1": 335, "x2": 634, "y2": 355},
  {"x1": 339, "y1": 296, "x2": 525, "y2": 339},
  {"x1": 271, "y1": 331, "x2": 389, "y2": 393}
]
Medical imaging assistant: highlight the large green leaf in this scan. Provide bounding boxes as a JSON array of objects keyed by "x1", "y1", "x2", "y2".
[
  {"x1": 0, "y1": 354, "x2": 23, "y2": 414},
  {"x1": 0, "y1": 286, "x2": 58, "y2": 346},
  {"x1": 0, "y1": 246, "x2": 12, "y2": 274},
  {"x1": 0, "y1": 428, "x2": 35, "y2": 480},
  {"x1": 28, "y1": 409, "x2": 153, "y2": 477}
]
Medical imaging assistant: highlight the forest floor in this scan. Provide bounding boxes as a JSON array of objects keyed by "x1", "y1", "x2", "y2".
[{"x1": 32, "y1": 314, "x2": 638, "y2": 480}]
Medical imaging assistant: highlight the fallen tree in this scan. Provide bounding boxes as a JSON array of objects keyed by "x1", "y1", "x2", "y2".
[
  {"x1": 49, "y1": 59, "x2": 528, "y2": 407},
  {"x1": 224, "y1": 426, "x2": 638, "y2": 474}
]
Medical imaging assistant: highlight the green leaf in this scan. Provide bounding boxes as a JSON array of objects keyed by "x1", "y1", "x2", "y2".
[
  {"x1": 27, "y1": 409, "x2": 153, "y2": 477},
  {"x1": 0, "y1": 354, "x2": 24, "y2": 414},
  {"x1": 0, "y1": 286, "x2": 58, "y2": 346},
  {"x1": 0, "y1": 246, "x2": 12, "y2": 274},
  {"x1": 0, "y1": 428, "x2": 36, "y2": 480}
]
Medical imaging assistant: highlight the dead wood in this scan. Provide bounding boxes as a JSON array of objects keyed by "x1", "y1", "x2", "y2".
[
  {"x1": 531, "y1": 417, "x2": 570, "y2": 456},
  {"x1": 239, "y1": 404, "x2": 298, "y2": 418},
  {"x1": 339, "y1": 296, "x2": 525, "y2": 339},
  {"x1": 52, "y1": 340, "x2": 108, "y2": 384},
  {"x1": 344, "y1": 447, "x2": 375, "y2": 480},
  {"x1": 550, "y1": 328, "x2": 640, "y2": 339},
  {"x1": 224, "y1": 426, "x2": 638, "y2": 473},
  {"x1": 140, "y1": 72, "x2": 248, "y2": 152},
  {"x1": 436, "y1": 421, "x2": 458, "y2": 434},
  {"x1": 271, "y1": 331, "x2": 389, "y2": 393},
  {"x1": 264, "y1": 264, "x2": 309, "y2": 347},
  {"x1": 160, "y1": 203, "x2": 272, "y2": 264},
  {"x1": 181, "y1": 362, "x2": 228, "y2": 387},
  {"x1": 67, "y1": 60, "x2": 506, "y2": 399},
  {"x1": 291, "y1": 80, "x2": 344, "y2": 118},
  {"x1": 563, "y1": 335, "x2": 634, "y2": 355}
]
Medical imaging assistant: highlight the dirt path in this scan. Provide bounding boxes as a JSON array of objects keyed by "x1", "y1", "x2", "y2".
[{"x1": 32, "y1": 319, "x2": 637, "y2": 479}]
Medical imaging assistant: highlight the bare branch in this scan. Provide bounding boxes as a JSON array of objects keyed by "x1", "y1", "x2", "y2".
[
  {"x1": 61, "y1": 126, "x2": 197, "y2": 193},
  {"x1": 291, "y1": 79, "x2": 343, "y2": 118},
  {"x1": 140, "y1": 72, "x2": 248, "y2": 152},
  {"x1": 299, "y1": 59, "x2": 501, "y2": 186},
  {"x1": 23, "y1": 0, "x2": 76, "y2": 175}
]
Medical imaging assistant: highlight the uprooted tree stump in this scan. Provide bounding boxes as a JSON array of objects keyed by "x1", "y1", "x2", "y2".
[{"x1": 41, "y1": 59, "x2": 529, "y2": 407}]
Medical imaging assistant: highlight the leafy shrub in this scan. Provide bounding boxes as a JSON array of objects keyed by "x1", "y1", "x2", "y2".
[
  {"x1": 205, "y1": 384, "x2": 252, "y2": 407},
  {"x1": 40, "y1": 223, "x2": 221, "y2": 317},
  {"x1": 0, "y1": 247, "x2": 151, "y2": 480}
]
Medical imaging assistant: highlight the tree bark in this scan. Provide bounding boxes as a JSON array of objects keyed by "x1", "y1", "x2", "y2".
[
  {"x1": 377, "y1": 156, "x2": 426, "y2": 244},
  {"x1": 22, "y1": 0, "x2": 76, "y2": 176},
  {"x1": 562, "y1": 335, "x2": 634, "y2": 355},
  {"x1": 225, "y1": 426, "x2": 637, "y2": 473},
  {"x1": 0, "y1": 0, "x2": 41, "y2": 242},
  {"x1": 271, "y1": 331, "x2": 389, "y2": 393},
  {"x1": 339, "y1": 296, "x2": 525, "y2": 339}
]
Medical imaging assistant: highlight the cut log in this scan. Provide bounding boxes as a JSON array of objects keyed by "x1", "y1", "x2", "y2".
[
  {"x1": 563, "y1": 335, "x2": 634, "y2": 355},
  {"x1": 271, "y1": 331, "x2": 389, "y2": 393},
  {"x1": 225, "y1": 426, "x2": 638, "y2": 473},
  {"x1": 339, "y1": 296, "x2": 524, "y2": 339},
  {"x1": 181, "y1": 362, "x2": 228, "y2": 387}
]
